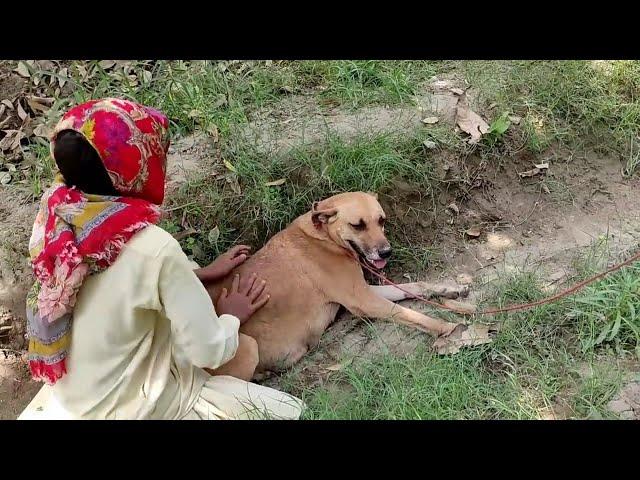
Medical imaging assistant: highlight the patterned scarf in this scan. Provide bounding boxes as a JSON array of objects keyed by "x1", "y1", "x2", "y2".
[{"x1": 27, "y1": 98, "x2": 170, "y2": 384}]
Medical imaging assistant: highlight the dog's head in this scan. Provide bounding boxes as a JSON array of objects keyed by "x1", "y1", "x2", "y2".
[{"x1": 311, "y1": 191, "x2": 391, "y2": 269}]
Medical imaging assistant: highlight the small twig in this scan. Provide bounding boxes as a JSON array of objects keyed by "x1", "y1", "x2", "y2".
[
  {"x1": 172, "y1": 228, "x2": 199, "y2": 241},
  {"x1": 163, "y1": 202, "x2": 197, "y2": 213}
]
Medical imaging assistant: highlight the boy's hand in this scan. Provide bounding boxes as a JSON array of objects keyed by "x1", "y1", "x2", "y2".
[
  {"x1": 195, "y1": 245, "x2": 251, "y2": 283},
  {"x1": 216, "y1": 273, "x2": 269, "y2": 324}
]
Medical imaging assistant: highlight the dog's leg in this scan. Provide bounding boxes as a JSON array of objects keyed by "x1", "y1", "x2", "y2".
[
  {"x1": 205, "y1": 333, "x2": 259, "y2": 382},
  {"x1": 342, "y1": 287, "x2": 458, "y2": 337},
  {"x1": 370, "y1": 281, "x2": 469, "y2": 302}
]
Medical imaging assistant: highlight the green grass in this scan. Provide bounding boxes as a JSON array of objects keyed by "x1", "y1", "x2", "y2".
[
  {"x1": 460, "y1": 60, "x2": 640, "y2": 155},
  {"x1": 285, "y1": 243, "x2": 636, "y2": 420},
  {"x1": 4, "y1": 60, "x2": 640, "y2": 419}
]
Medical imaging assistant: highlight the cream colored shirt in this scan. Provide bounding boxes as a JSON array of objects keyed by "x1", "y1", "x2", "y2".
[{"x1": 52, "y1": 225, "x2": 240, "y2": 420}]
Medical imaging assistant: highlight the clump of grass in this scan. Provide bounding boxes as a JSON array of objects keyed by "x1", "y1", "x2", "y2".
[
  {"x1": 292, "y1": 241, "x2": 638, "y2": 420},
  {"x1": 69, "y1": 60, "x2": 297, "y2": 137},
  {"x1": 461, "y1": 60, "x2": 640, "y2": 156}
]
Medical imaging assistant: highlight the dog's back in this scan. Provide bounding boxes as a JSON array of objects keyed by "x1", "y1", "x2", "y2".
[{"x1": 205, "y1": 217, "x2": 340, "y2": 372}]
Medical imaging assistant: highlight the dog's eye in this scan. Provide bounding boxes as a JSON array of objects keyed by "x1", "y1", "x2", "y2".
[
  {"x1": 378, "y1": 217, "x2": 386, "y2": 226},
  {"x1": 350, "y1": 220, "x2": 367, "y2": 231}
]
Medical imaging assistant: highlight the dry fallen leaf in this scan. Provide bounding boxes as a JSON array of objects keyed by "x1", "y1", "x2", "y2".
[
  {"x1": 0, "y1": 130, "x2": 26, "y2": 151},
  {"x1": 0, "y1": 104, "x2": 5, "y2": 120},
  {"x1": 33, "y1": 123, "x2": 52, "y2": 139},
  {"x1": 423, "y1": 140, "x2": 437, "y2": 149},
  {"x1": 206, "y1": 124, "x2": 219, "y2": 142},
  {"x1": 27, "y1": 96, "x2": 54, "y2": 113},
  {"x1": 456, "y1": 94, "x2": 490, "y2": 144},
  {"x1": 208, "y1": 226, "x2": 220, "y2": 245},
  {"x1": 325, "y1": 360, "x2": 352, "y2": 372},
  {"x1": 17, "y1": 102, "x2": 28, "y2": 121},
  {"x1": 508, "y1": 115, "x2": 522, "y2": 125},
  {"x1": 456, "y1": 273, "x2": 473, "y2": 285},
  {"x1": 542, "y1": 183, "x2": 551, "y2": 194},
  {"x1": 58, "y1": 68, "x2": 68, "y2": 88},
  {"x1": 213, "y1": 94, "x2": 227, "y2": 109},
  {"x1": 14, "y1": 62, "x2": 30, "y2": 78},
  {"x1": 450, "y1": 87, "x2": 465, "y2": 95},
  {"x1": 264, "y1": 178, "x2": 286, "y2": 187},
  {"x1": 2, "y1": 99, "x2": 13, "y2": 110},
  {"x1": 187, "y1": 109, "x2": 201, "y2": 119},
  {"x1": 0, "y1": 172, "x2": 11, "y2": 185},
  {"x1": 465, "y1": 227, "x2": 482, "y2": 238},
  {"x1": 518, "y1": 164, "x2": 548, "y2": 178},
  {"x1": 422, "y1": 116, "x2": 439, "y2": 124},
  {"x1": 223, "y1": 159, "x2": 237, "y2": 173},
  {"x1": 433, "y1": 323, "x2": 496, "y2": 355},
  {"x1": 98, "y1": 60, "x2": 117, "y2": 70},
  {"x1": 226, "y1": 175, "x2": 242, "y2": 195}
]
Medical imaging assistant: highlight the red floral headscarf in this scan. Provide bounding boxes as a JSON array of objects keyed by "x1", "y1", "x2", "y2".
[{"x1": 27, "y1": 98, "x2": 170, "y2": 384}]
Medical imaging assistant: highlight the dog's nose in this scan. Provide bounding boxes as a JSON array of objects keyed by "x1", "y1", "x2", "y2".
[{"x1": 378, "y1": 246, "x2": 392, "y2": 259}]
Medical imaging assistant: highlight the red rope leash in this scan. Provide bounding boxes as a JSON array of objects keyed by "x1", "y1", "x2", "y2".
[{"x1": 358, "y1": 249, "x2": 640, "y2": 316}]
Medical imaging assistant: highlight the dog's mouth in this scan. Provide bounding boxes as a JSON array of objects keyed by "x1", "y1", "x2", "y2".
[{"x1": 347, "y1": 241, "x2": 388, "y2": 270}]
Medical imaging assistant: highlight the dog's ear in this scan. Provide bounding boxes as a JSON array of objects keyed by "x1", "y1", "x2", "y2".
[
  {"x1": 311, "y1": 202, "x2": 338, "y2": 227},
  {"x1": 367, "y1": 191, "x2": 379, "y2": 200}
]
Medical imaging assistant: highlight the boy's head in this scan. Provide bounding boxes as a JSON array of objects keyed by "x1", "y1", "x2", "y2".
[{"x1": 51, "y1": 98, "x2": 170, "y2": 204}]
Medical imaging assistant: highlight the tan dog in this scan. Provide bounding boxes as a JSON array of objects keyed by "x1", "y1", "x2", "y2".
[{"x1": 205, "y1": 192, "x2": 467, "y2": 381}]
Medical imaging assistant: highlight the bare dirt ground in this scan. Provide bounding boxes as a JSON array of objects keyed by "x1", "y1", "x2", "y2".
[{"x1": 1, "y1": 72, "x2": 639, "y2": 420}]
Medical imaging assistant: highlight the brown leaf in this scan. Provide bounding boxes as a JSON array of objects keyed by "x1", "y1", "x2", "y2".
[
  {"x1": 0, "y1": 130, "x2": 26, "y2": 151},
  {"x1": 264, "y1": 178, "x2": 286, "y2": 187},
  {"x1": 0, "y1": 104, "x2": 5, "y2": 120},
  {"x1": 27, "y1": 96, "x2": 54, "y2": 113},
  {"x1": 172, "y1": 228, "x2": 198, "y2": 242},
  {"x1": 0, "y1": 172, "x2": 11, "y2": 185},
  {"x1": 325, "y1": 363, "x2": 346, "y2": 372},
  {"x1": 433, "y1": 323, "x2": 496, "y2": 355},
  {"x1": 422, "y1": 116, "x2": 439, "y2": 124},
  {"x1": 99, "y1": 60, "x2": 117, "y2": 70},
  {"x1": 17, "y1": 102, "x2": 28, "y2": 121},
  {"x1": 35, "y1": 60, "x2": 56, "y2": 71},
  {"x1": 508, "y1": 115, "x2": 522, "y2": 125},
  {"x1": 33, "y1": 123, "x2": 52, "y2": 139},
  {"x1": 456, "y1": 95, "x2": 490, "y2": 144},
  {"x1": 465, "y1": 227, "x2": 482, "y2": 238},
  {"x1": 187, "y1": 109, "x2": 201, "y2": 119},
  {"x1": 450, "y1": 87, "x2": 465, "y2": 95},
  {"x1": 213, "y1": 94, "x2": 227, "y2": 109},
  {"x1": 2, "y1": 100, "x2": 13, "y2": 110},
  {"x1": 14, "y1": 62, "x2": 30, "y2": 78},
  {"x1": 518, "y1": 164, "x2": 548, "y2": 178},
  {"x1": 206, "y1": 124, "x2": 219, "y2": 143},
  {"x1": 226, "y1": 175, "x2": 242, "y2": 195},
  {"x1": 58, "y1": 68, "x2": 68, "y2": 88}
]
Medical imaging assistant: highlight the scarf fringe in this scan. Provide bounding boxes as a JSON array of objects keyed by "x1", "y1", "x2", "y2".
[{"x1": 29, "y1": 358, "x2": 67, "y2": 385}]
